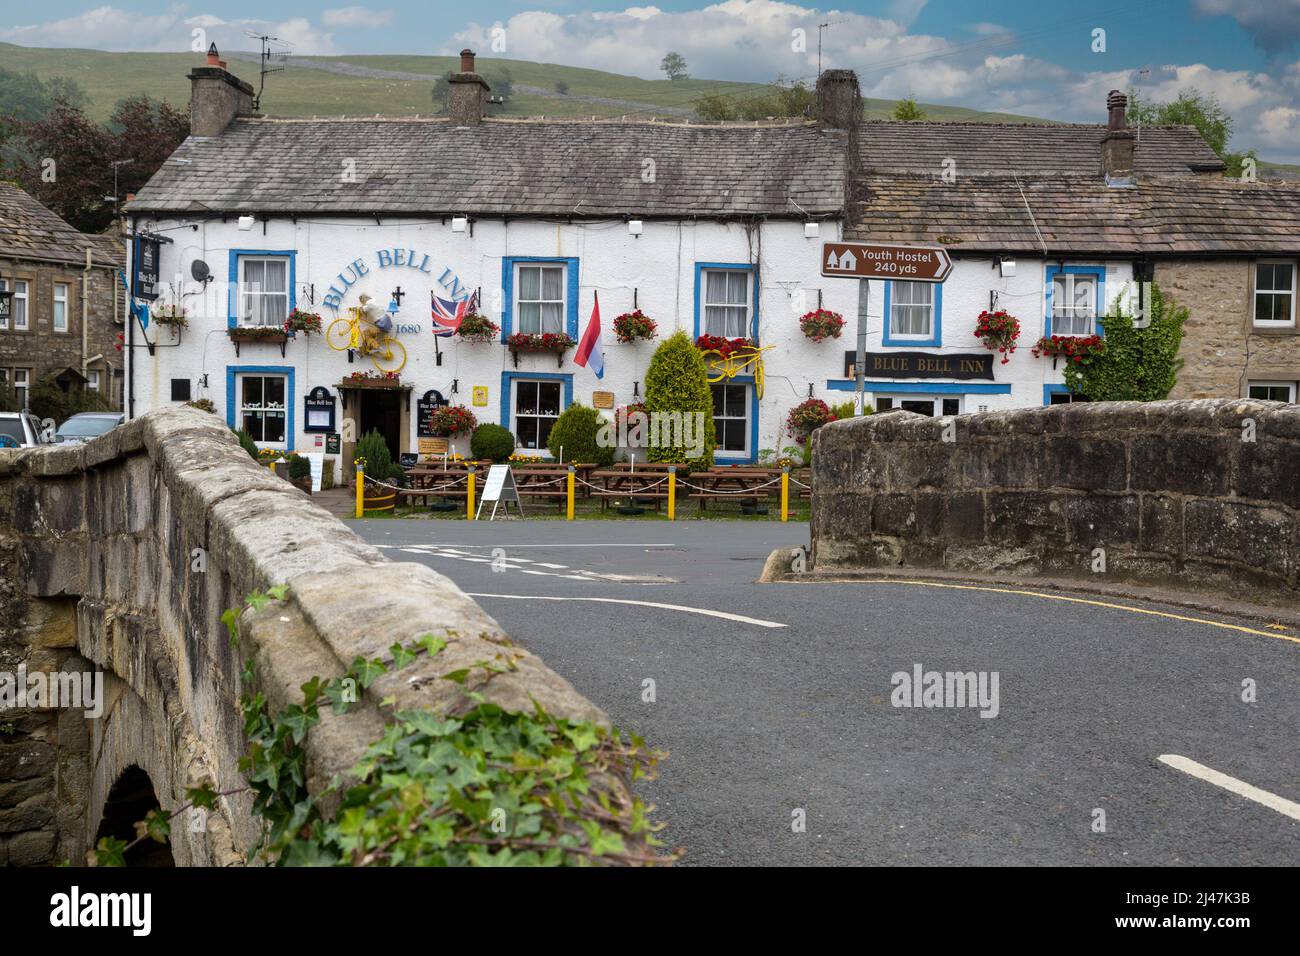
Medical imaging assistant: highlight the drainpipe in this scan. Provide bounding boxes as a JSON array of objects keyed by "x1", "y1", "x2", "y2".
[
  {"x1": 81, "y1": 246, "x2": 91, "y2": 382},
  {"x1": 127, "y1": 217, "x2": 136, "y2": 420}
]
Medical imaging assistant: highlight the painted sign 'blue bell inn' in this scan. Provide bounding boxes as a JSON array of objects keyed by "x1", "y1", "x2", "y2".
[{"x1": 122, "y1": 47, "x2": 1300, "y2": 481}]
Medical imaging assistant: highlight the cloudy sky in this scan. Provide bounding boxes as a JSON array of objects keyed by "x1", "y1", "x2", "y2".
[{"x1": 4, "y1": 0, "x2": 1300, "y2": 160}]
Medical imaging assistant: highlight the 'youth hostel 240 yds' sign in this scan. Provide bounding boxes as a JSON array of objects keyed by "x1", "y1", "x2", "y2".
[{"x1": 822, "y1": 242, "x2": 952, "y2": 282}]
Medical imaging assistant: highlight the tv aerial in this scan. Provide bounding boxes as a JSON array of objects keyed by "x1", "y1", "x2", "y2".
[{"x1": 245, "y1": 32, "x2": 293, "y2": 111}]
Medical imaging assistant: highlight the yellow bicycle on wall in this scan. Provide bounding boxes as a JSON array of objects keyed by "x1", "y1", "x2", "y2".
[
  {"x1": 699, "y1": 343, "x2": 775, "y2": 399},
  {"x1": 325, "y1": 305, "x2": 407, "y2": 373}
]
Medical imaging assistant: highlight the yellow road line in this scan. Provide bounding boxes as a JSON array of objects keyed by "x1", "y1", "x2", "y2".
[{"x1": 844, "y1": 579, "x2": 1300, "y2": 645}]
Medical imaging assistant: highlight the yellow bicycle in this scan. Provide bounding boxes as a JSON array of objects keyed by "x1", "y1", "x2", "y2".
[
  {"x1": 326, "y1": 306, "x2": 407, "y2": 373},
  {"x1": 700, "y1": 344, "x2": 775, "y2": 399}
]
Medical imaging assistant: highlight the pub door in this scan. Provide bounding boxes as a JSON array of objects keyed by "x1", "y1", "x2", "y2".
[{"x1": 359, "y1": 389, "x2": 403, "y2": 462}]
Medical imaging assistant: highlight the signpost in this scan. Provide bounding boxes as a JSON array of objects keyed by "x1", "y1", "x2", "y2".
[
  {"x1": 821, "y1": 242, "x2": 953, "y2": 416},
  {"x1": 475, "y1": 464, "x2": 523, "y2": 520}
]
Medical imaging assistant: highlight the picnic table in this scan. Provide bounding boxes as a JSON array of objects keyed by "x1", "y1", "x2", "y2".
[
  {"x1": 584, "y1": 465, "x2": 675, "y2": 511},
  {"x1": 400, "y1": 463, "x2": 481, "y2": 506},
  {"x1": 684, "y1": 467, "x2": 782, "y2": 511}
]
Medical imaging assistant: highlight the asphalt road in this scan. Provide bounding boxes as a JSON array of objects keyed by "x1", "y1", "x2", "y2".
[{"x1": 352, "y1": 518, "x2": 1300, "y2": 866}]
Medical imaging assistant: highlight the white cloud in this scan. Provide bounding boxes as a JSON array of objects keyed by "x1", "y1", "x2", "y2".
[
  {"x1": 1194, "y1": 0, "x2": 1300, "y2": 55},
  {"x1": 322, "y1": 7, "x2": 394, "y2": 30}
]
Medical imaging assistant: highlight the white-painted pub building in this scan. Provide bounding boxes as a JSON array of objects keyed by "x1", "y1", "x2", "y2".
[{"x1": 124, "y1": 48, "x2": 1241, "y2": 481}]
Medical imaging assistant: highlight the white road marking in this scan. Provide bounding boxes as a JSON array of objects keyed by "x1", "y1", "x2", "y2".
[
  {"x1": 384, "y1": 543, "x2": 670, "y2": 583},
  {"x1": 1158, "y1": 754, "x2": 1300, "y2": 821},
  {"x1": 465, "y1": 593, "x2": 786, "y2": 628},
  {"x1": 411, "y1": 543, "x2": 677, "y2": 548}
]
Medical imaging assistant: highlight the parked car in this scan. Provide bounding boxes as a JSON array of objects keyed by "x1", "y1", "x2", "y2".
[
  {"x1": 0, "y1": 411, "x2": 54, "y2": 448},
  {"x1": 54, "y1": 412, "x2": 125, "y2": 445}
]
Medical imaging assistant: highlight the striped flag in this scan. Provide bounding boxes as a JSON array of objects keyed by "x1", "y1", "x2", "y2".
[{"x1": 575, "y1": 291, "x2": 604, "y2": 379}]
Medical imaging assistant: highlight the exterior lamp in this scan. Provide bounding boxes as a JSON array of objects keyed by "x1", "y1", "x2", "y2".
[
  {"x1": 996, "y1": 256, "x2": 1016, "y2": 278},
  {"x1": 237, "y1": 215, "x2": 255, "y2": 231},
  {"x1": 804, "y1": 222, "x2": 820, "y2": 238},
  {"x1": 628, "y1": 220, "x2": 644, "y2": 237},
  {"x1": 451, "y1": 217, "x2": 468, "y2": 233}
]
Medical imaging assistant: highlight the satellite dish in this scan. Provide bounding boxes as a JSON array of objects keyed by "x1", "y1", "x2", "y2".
[{"x1": 191, "y1": 259, "x2": 212, "y2": 283}]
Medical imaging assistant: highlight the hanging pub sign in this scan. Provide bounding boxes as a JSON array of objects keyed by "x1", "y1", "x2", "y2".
[
  {"x1": 304, "y1": 386, "x2": 336, "y2": 432},
  {"x1": 416, "y1": 389, "x2": 450, "y2": 438},
  {"x1": 845, "y1": 350, "x2": 995, "y2": 381},
  {"x1": 133, "y1": 235, "x2": 161, "y2": 301}
]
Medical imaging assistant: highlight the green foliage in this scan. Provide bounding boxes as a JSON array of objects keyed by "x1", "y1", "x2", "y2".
[
  {"x1": 831, "y1": 400, "x2": 870, "y2": 420},
  {"x1": 0, "y1": 379, "x2": 19, "y2": 413},
  {"x1": 231, "y1": 427, "x2": 260, "y2": 460},
  {"x1": 470, "y1": 422, "x2": 516, "y2": 462},
  {"x1": 661, "y1": 52, "x2": 688, "y2": 81},
  {"x1": 287, "y1": 454, "x2": 311, "y2": 480},
  {"x1": 1064, "y1": 283, "x2": 1187, "y2": 401},
  {"x1": 1128, "y1": 87, "x2": 1254, "y2": 177},
  {"x1": 892, "y1": 98, "x2": 927, "y2": 121},
  {"x1": 546, "y1": 403, "x2": 614, "y2": 466},
  {"x1": 694, "y1": 75, "x2": 814, "y2": 122},
  {"x1": 644, "y1": 330, "x2": 716, "y2": 469},
  {"x1": 28, "y1": 375, "x2": 109, "y2": 425},
  {"x1": 353, "y1": 428, "x2": 402, "y2": 481}
]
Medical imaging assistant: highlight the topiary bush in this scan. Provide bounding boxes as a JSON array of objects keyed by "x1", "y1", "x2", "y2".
[
  {"x1": 644, "y1": 330, "x2": 715, "y2": 470},
  {"x1": 470, "y1": 422, "x2": 516, "y2": 462},
  {"x1": 546, "y1": 403, "x2": 614, "y2": 465}
]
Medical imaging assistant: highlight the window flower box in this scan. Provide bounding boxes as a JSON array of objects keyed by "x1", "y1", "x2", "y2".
[
  {"x1": 613, "y1": 310, "x2": 657, "y2": 343},
  {"x1": 973, "y1": 309, "x2": 1021, "y2": 364},
  {"x1": 507, "y1": 331, "x2": 576, "y2": 368},
  {"x1": 798, "y1": 309, "x2": 845, "y2": 342},
  {"x1": 152, "y1": 305, "x2": 189, "y2": 330},
  {"x1": 1031, "y1": 333, "x2": 1106, "y2": 368},
  {"x1": 695, "y1": 334, "x2": 753, "y2": 357},
  {"x1": 228, "y1": 324, "x2": 289, "y2": 357},
  {"x1": 340, "y1": 370, "x2": 405, "y2": 389},
  {"x1": 455, "y1": 313, "x2": 500, "y2": 343}
]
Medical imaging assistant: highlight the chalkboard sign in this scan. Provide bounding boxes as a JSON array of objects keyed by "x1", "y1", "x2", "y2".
[
  {"x1": 304, "y1": 386, "x2": 336, "y2": 432},
  {"x1": 326, "y1": 432, "x2": 341, "y2": 455},
  {"x1": 133, "y1": 235, "x2": 160, "y2": 301},
  {"x1": 398, "y1": 453, "x2": 418, "y2": 468},
  {"x1": 416, "y1": 389, "x2": 450, "y2": 438}
]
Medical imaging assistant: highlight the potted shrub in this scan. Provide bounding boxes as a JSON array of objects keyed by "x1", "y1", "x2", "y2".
[
  {"x1": 286, "y1": 453, "x2": 312, "y2": 494},
  {"x1": 352, "y1": 429, "x2": 403, "y2": 510},
  {"x1": 973, "y1": 310, "x2": 1021, "y2": 364},
  {"x1": 284, "y1": 308, "x2": 323, "y2": 336},
  {"x1": 798, "y1": 308, "x2": 845, "y2": 342},
  {"x1": 455, "y1": 313, "x2": 500, "y2": 343},
  {"x1": 428, "y1": 404, "x2": 477, "y2": 438},
  {"x1": 470, "y1": 422, "x2": 515, "y2": 462},
  {"x1": 613, "y1": 310, "x2": 657, "y2": 343}
]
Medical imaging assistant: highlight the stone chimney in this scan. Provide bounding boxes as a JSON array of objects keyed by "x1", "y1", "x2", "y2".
[
  {"x1": 188, "y1": 43, "x2": 255, "y2": 137},
  {"x1": 815, "y1": 69, "x2": 861, "y2": 129},
  {"x1": 1101, "y1": 89, "x2": 1135, "y2": 183},
  {"x1": 448, "y1": 48, "x2": 491, "y2": 125}
]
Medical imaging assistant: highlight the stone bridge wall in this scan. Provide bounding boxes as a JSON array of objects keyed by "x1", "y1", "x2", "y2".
[
  {"x1": 0, "y1": 407, "x2": 608, "y2": 866},
  {"x1": 810, "y1": 399, "x2": 1299, "y2": 605}
]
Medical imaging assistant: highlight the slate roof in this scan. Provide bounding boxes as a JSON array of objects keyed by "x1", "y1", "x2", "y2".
[
  {"x1": 0, "y1": 181, "x2": 123, "y2": 268},
  {"x1": 126, "y1": 117, "x2": 848, "y2": 218},
  {"x1": 857, "y1": 121, "x2": 1225, "y2": 177},
  {"x1": 846, "y1": 175, "x2": 1300, "y2": 255}
]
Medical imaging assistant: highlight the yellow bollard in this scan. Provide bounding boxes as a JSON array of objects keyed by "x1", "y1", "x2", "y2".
[
  {"x1": 466, "y1": 470, "x2": 476, "y2": 520},
  {"x1": 355, "y1": 464, "x2": 365, "y2": 519},
  {"x1": 566, "y1": 466, "x2": 575, "y2": 520},
  {"x1": 667, "y1": 466, "x2": 676, "y2": 520},
  {"x1": 780, "y1": 467, "x2": 789, "y2": 523}
]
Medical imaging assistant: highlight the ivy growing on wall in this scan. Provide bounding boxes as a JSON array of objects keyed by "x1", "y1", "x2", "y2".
[{"x1": 1064, "y1": 283, "x2": 1187, "y2": 401}]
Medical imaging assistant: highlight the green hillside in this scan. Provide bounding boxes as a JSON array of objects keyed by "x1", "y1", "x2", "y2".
[{"x1": 0, "y1": 42, "x2": 1043, "y2": 124}]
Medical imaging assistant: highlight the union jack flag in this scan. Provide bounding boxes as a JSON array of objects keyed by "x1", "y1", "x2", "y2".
[{"x1": 431, "y1": 290, "x2": 478, "y2": 337}]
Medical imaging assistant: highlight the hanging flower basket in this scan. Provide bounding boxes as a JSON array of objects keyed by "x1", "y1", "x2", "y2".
[
  {"x1": 284, "y1": 308, "x2": 323, "y2": 336},
  {"x1": 152, "y1": 306, "x2": 189, "y2": 330},
  {"x1": 798, "y1": 308, "x2": 845, "y2": 342},
  {"x1": 427, "y1": 405, "x2": 477, "y2": 437},
  {"x1": 1031, "y1": 334, "x2": 1106, "y2": 368},
  {"x1": 613, "y1": 310, "x2": 657, "y2": 343},
  {"x1": 227, "y1": 326, "x2": 288, "y2": 344},
  {"x1": 340, "y1": 370, "x2": 405, "y2": 389},
  {"x1": 507, "y1": 332, "x2": 576, "y2": 367},
  {"x1": 973, "y1": 309, "x2": 1021, "y2": 364},
  {"x1": 455, "y1": 313, "x2": 500, "y2": 343},
  {"x1": 695, "y1": 334, "x2": 753, "y2": 356},
  {"x1": 786, "y1": 398, "x2": 836, "y2": 444}
]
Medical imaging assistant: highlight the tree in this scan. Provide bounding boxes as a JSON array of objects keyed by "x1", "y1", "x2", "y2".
[
  {"x1": 555, "y1": 80, "x2": 569, "y2": 96},
  {"x1": 644, "y1": 330, "x2": 715, "y2": 470},
  {"x1": 28, "y1": 374, "x2": 109, "y2": 426},
  {"x1": 4, "y1": 95, "x2": 188, "y2": 232},
  {"x1": 1128, "y1": 87, "x2": 1255, "y2": 178},
  {"x1": 661, "y1": 52, "x2": 688, "y2": 82},
  {"x1": 694, "y1": 76, "x2": 815, "y2": 122},
  {"x1": 1064, "y1": 283, "x2": 1187, "y2": 401},
  {"x1": 892, "y1": 98, "x2": 927, "y2": 121}
]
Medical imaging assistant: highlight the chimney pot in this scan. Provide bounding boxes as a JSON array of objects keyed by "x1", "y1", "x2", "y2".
[
  {"x1": 206, "y1": 43, "x2": 220, "y2": 66},
  {"x1": 815, "y1": 69, "x2": 861, "y2": 130},
  {"x1": 1106, "y1": 90, "x2": 1128, "y2": 130},
  {"x1": 1101, "y1": 90, "x2": 1135, "y2": 183},
  {"x1": 460, "y1": 49, "x2": 476, "y2": 73}
]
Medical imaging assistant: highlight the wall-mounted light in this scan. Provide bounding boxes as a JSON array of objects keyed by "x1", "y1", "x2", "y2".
[
  {"x1": 994, "y1": 255, "x2": 1016, "y2": 278},
  {"x1": 628, "y1": 220, "x2": 644, "y2": 237},
  {"x1": 237, "y1": 215, "x2": 255, "y2": 231},
  {"x1": 451, "y1": 216, "x2": 468, "y2": 233},
  {"x1": 804, "y1": 222, "x2": 820, "y2": 239}
]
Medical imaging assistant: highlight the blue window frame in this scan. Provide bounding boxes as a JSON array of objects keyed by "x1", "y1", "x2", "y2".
[
  {"x1": 882, "y1": 280, "x2": 942, "y2": 347},
  {"x1": 1044, "y1": 265, "x2": 1106, "y2": 338},
  {"x1": 501, "y1": 257, "x2": 579, "y2": 342},
  {"x1": 710, "y1": 374, "x2": 759, "y2": 463},
  {"x1": 226, "y1": 365, "x2": 295, "y2": 449},
  {"x1": 694, "y1": 263, "x2": 759, "y2": 340},
  {"x1": 228, "y1": 250, "x2": 296, "y2": 329},
  {"x1": 500, "y1": 371, "x2": 573, "y2": 455}
]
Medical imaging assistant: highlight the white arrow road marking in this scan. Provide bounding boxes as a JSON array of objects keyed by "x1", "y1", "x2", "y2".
[
  {"x1": 383, "y1": 544, "x2": 670, "y2": 583},
  {"x1": 465, "y1": 593, "x2": 786, "y2": 628},
  {"x1": 1158, "y1": 755, "x2": 1300, "y2": 821}
]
